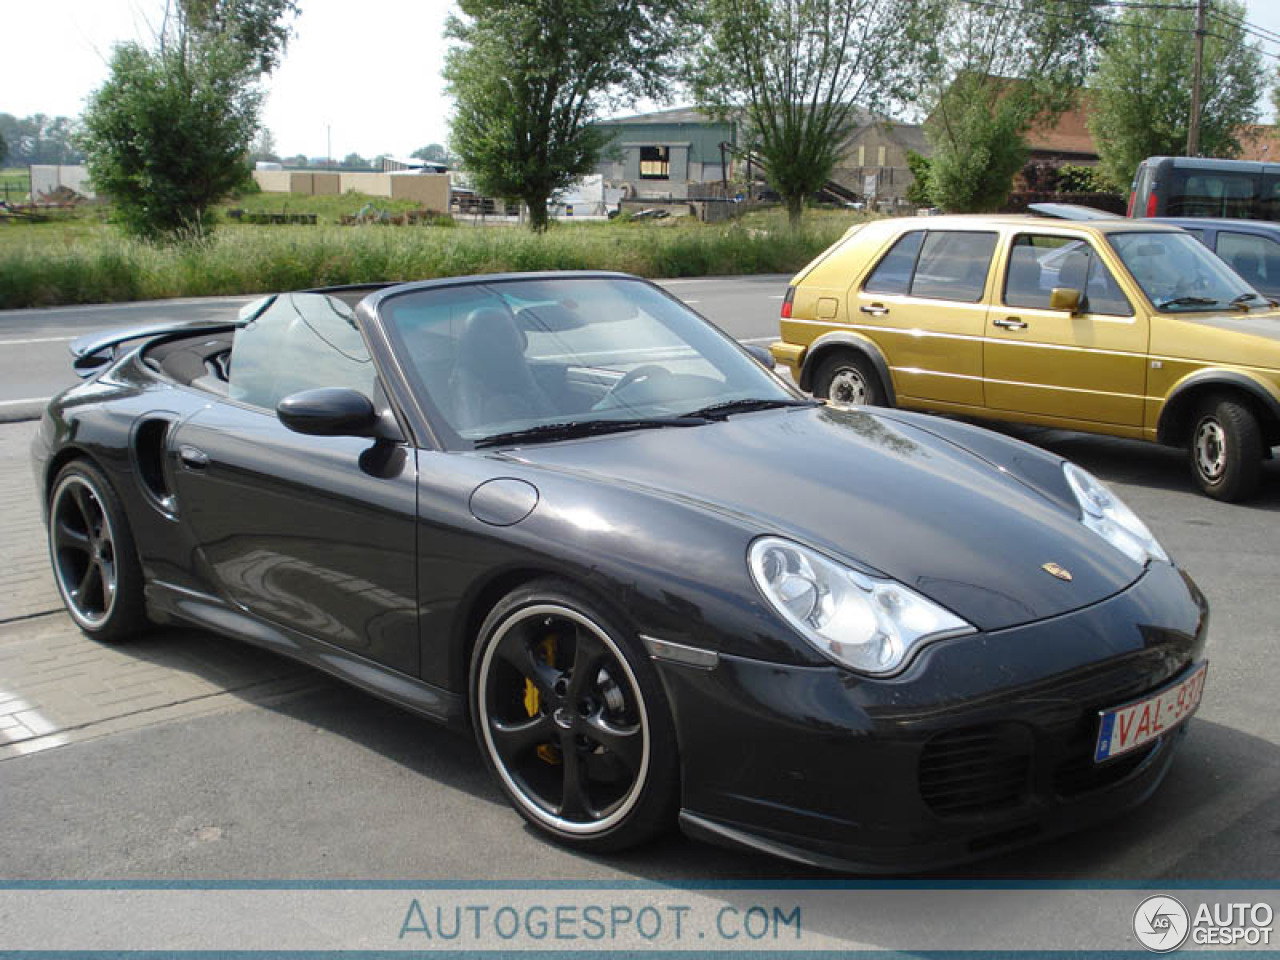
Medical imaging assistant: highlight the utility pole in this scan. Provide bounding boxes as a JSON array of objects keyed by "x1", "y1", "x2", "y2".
[{"x1": 1187, "y1": 0, "x2": 1207, "y2": 156}]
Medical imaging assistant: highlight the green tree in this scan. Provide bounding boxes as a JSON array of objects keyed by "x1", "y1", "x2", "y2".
[
  {"x1": 924, "y1": 0, "x2": 1106, "y2": 212},
  {"x1": 904, "y1": 150, "x2": 932, "y2": 206},
  {"x1": 342, "y1": 152, "x2": 370, "y2": 169},
  {"x1": 250, "y1": 127, "x2": 279, "y2": 162},
  {"x1": 687, "y1": 0, "x2": 946, "y2": 227},
  {"x1": 0, "y1": 129, "x2": 7, "y2": 167},
  {"x1": 179, "y1": 0, "x2": 299, "y2": 73},
  {"x1": 81, "y1": 41, "x2": 263, "y2": 238},
  {"x1": 79, "y1": 2, "x2": 296, "y2": 239},
  {"x1": 1088, "y1": 0, "x2": 1262, "y2": 189},
  {"x1": 444, "y1": 0, "x2": 683, "y2": 232},
  {"x1": 412, "y1": 143, "x2": 453, "y2": 165}
]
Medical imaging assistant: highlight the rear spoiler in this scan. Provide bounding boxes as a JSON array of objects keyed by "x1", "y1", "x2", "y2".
[{"x1": 68, "y1": 296, "x2": 275, "y2": 378}]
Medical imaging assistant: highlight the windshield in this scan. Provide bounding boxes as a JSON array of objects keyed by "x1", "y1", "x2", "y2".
[
  {"x1": 379, "y1": 277, "x2": 796, "y2": 447},
  {"x1": 1108, "y1": 231, "x2": 1261, "y2": 312}
]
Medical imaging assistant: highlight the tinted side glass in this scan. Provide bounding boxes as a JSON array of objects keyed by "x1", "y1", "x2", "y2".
[
  {"x1": 1217, "y1": 231, "x2": 1280, "y2": 292},
  {"x1": 910, "y1": 231, "x2": 998, "y2": 302},
  {"x1": 229, "y1": 293, "x2": 376, "y2": 411},
  {"x1": 1167, "y1": 170, "x2": 1258, "y2": 218},
  {"x1": 863, "y1": 230, "x2": 924, "y2": 295},
  {"x1": 1261, "y1": 173, "x2": 1280, "y2": 222}
]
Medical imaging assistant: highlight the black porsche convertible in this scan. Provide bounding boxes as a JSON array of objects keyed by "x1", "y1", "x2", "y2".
[{"x1": 32, "y1": 271, "x2": 1208, "y2": 872}]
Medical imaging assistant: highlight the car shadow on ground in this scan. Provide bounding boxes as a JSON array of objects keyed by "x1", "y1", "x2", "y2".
[
  {"x1": 110, "y1": 625, "x2": 1279, "y2": 883},
  {"x1": 981, "y1": 421, "x2": 1280, "y2": 511}
]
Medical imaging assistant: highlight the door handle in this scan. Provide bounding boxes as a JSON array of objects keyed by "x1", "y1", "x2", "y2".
[
  {"x1": 178, "y1": 444, "x2": 210, "y2": 470},
  {"x1": 993, "y1": 316, "x2": 1028, "y2": 330},
  {"x1": 860, "y1": 303, "x2": 890, "y2": 316}
]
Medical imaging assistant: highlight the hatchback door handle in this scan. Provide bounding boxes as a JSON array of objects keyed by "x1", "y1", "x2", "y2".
[
  {"x1": 860, "y1": 303, "x2": 890, "y2": 316},
  {"x1": 993, "y1": 316, "x2": 1028, "y2": 330},
  {"x1": 178, "y1": 445, "x2": 209, "y2": 469}
]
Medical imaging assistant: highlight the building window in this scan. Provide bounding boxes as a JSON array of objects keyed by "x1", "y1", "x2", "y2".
[
  {"x1": 877, "y1": 146, "x2": 887, "y2": 167},
  {"x1": 640, "y1": 146, "x2": 670, "y2": 180},
  {"x1": 857, "y1": 145, "x2": 866, "y2": 167}
]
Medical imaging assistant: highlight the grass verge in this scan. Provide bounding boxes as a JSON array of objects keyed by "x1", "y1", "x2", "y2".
[{"x1": 0, "y1": 213, "x2": 859, "y2": 309}]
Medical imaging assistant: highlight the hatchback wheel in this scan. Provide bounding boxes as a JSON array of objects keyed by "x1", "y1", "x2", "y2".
[
  {"x1": 470, "y1": 580, "x2": 678, "y2": 852},
  {"x1": 1188, "y1": 396, "x2": 1263, "y2": 502},
  {"x1": 814, "y1": 353, "x2": 885, "y2": 406},
  {"x1": 48, "y1": 460, "x2": 148, "y2": 641}
]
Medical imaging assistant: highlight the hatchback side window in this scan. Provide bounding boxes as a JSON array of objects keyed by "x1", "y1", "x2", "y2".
[
  {"x1": 1216, "y1": 231, "x2": 1280, "y2": 291},
  {"x1": 863, "y1": 230, "x2": 924, "y2": 295},
  {"x1": 910, "y1": 231, "x2": 998, "y2": 302},
  {"x1": 1004, "y1": 234, "x2": 1132, "y2": 316},
  {"x1": 229, "y1": 293, "x2": 377, "y2": 412}
]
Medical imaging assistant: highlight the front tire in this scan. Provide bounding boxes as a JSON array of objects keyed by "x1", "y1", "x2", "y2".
[
  {"x1": 469, "y1": 579, "x2": 678, "y2": 853},
  {"x1": 812, "y1": 352, "x2": 886, "y2": 406},
  {"x1": 1188, "y1": 396, "x2": 1263, "y2": 502},
  {"x1": 47, "y1": 459, "x2": 148, "y2": 642}
]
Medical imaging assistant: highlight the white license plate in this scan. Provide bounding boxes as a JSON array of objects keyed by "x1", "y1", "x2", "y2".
[{"x1": 1094, "y1": 663, "x2": 1208, "y2": 763}]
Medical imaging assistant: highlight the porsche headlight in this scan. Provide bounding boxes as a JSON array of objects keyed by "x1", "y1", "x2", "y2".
[
  {"x1": 1064, "y1": 462, "x2": 1169, "y2": 566},
  {"x1": 748, "y1": 537, "x2": 974, "y2": 675}
]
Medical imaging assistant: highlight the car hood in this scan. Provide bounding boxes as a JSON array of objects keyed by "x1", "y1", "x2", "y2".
[{"x1": 504, "y1": 405, "x2": 1143, "y2": 632}]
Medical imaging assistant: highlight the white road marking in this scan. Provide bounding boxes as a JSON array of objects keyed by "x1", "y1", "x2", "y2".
[
  {"x1": 683, "y1": 299, "x2": 701, "y2": 304},
  {"x1": 0, "y1": 295, "x2": 256, "y2": 318},
  {"x1": 740, "y1": 336, "x2": 777, "y2": 344},
  {"x1": 0, "y1": 396, "x2": 50, "y2": 407},
  {"x1": 0, "y1": 335, "x2": 76, "y2": 346}
]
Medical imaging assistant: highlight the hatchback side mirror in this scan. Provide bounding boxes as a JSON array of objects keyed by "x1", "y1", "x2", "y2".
[
  {"x1": 1049, "y1": 287, "x2": 1082, "y2": 313},
  {"x1": 278, "y1": 387, "x2": 395, "y2": 439}
]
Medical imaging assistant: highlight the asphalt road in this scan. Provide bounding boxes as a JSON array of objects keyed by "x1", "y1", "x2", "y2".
[
  {"x1": 0, "y1": 277, "x2": 1277, "y2": 885},
  {"x1": 0, "y1": 275, "x2": 791, "y2": 421}
]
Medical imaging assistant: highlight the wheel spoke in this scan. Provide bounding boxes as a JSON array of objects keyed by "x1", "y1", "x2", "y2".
[
  {"x1": 54, "y1": 518, "x2": 91, "y2": 553},
  {"x1": 77, "y1": 562, "x2": 101, "y2": 609},
  {"x1": 567, "y1": 626, "x2": 609, "y2": 702},
  {"x1": 558, "y1": 736, "x2": 594, "y2": 820},
  {"x1": 583, "y1": 713, "x2": 644, "y2": 773},
  {"x1": 69, "y1": 484, "x2": 93, "y2": 526},
  {"x1": 489, "y1": 713, "x2": 554, "y2": 761},
  {"x1": 496, "y1": 636, "x2": 559, "y2": 699}
]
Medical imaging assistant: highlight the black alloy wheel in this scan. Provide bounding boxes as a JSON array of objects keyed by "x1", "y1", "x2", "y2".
[
  {"x1": 471, "y1": 580, "x2": 678, "y2": 852},
  {"x1": 48, "y1": 460, "x2": 147, "y2": 641}
]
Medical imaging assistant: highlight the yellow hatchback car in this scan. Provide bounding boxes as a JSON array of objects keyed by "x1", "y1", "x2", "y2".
[{"x1": 772, "y1": 214, "x2": 1280, "y2": 501}]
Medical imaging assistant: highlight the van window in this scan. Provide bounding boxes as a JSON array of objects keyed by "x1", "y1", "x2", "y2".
[
  {"x1": 1167, "y1": 170, "x2": 1258, "y2": 218},
  {"x1": 864, "y1": 230, "x2": 924, "y2": 295},
  {"x1": 1260, "y1": 173, "x2": 1280, "y2": 221}
]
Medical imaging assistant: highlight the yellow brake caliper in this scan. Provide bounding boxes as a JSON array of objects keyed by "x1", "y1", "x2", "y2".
[{"x1": 525, "y1": 634, "x2": 561, "y2": 765}]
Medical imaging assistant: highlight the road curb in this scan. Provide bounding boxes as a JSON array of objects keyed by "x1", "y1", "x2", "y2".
[{"x1": 0, "y1": 403, "x2": 45, "y2": 424}]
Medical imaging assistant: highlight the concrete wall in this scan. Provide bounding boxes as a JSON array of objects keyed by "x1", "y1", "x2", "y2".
[
  {"x1": 389, "y1": 174, "x2": 450, "y2": 210},
  {"x1": 338, "y1": 172, "x2": 393, "y2": 196},
  {"x1": 251, "y1": 170, "x2": 449, "y2": 208},
  {"x1": 253, "y1": 169, "x2": 292, "y2": 192}
]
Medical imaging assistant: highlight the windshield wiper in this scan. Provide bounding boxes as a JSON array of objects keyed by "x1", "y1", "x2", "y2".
[
  {"x1": 1156, "y1": 295, "x2": 1219, "y2": 309},
  {"x1": 474, "y1": 416, "x2": 709, "y2": 448},
  {"x1": 678, "y1": 397, "x2": 818, "y2": 420},
  {"x1": 1230, "y1": 292, "x2": 1260, "y2": 311}
]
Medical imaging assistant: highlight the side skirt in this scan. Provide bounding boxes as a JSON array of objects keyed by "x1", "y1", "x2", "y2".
[{"x1": 145, "y1": 580, "x2": 468, "y2": 730}]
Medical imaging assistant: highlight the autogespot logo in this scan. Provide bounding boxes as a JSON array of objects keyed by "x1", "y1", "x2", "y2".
[{"x1": 1134, "y1": 895, "x2": 1191, "y2": 952}]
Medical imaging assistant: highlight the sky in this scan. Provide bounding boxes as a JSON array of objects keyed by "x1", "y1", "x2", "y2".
[{"x1": 3, "y1": 0, "x2": 1280, "y2": 162}]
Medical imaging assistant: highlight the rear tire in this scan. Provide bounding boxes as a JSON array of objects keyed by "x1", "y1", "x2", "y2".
[
  {"x1": 1188, "y1": 396, "x2": 1263, "y2": 502},
  {"x1": 47, "y1": 460, "x2": 148, "y2": 642},
  {"x1": 812, "y1": 352, "x2": 886, "y2": 406},
  {"x1": 469, "y1": 578, "x2": 679, "y2": 854}
]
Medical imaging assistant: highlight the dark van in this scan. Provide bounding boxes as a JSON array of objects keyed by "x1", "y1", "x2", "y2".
[{"x1": 1128, "y1": 156, "x2": 1280, "y2": 220}]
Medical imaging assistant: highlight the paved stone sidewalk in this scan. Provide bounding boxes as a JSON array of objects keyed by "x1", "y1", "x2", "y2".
[
  {"x1": 0, "y1": 420, "x2": 59, "y2": 622},
  {"x1": 0, "y1": 420, "x2": 327, "y2": 759},
  {"x1": 0, "y1": 613, "x2": 326, "y2": 759}
]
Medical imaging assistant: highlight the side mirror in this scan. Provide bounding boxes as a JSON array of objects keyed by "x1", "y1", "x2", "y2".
[
  {"x1": 277, "y1": 387, "x2": 391, "y2": 439},
  {"x1": 1049, "y1": 287, "x2": 1082, "y2": 313},
  {"x1": 745, "y1": 343, "x2": 776, "y2": 369}
]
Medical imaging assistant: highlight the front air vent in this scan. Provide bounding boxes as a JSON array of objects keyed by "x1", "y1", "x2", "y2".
[{"x1": 919, "y1": 723, "x2": 1033, "y2": 817}]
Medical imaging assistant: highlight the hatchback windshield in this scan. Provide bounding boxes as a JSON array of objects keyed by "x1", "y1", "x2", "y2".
[
  {"x1": 379, "y1": 277, "x2": 799, "y2": 446},
  {"x1": 1108, "y1": 231, "x2": 1262, "y2": 312}
]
